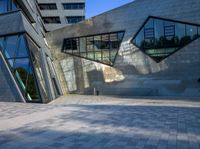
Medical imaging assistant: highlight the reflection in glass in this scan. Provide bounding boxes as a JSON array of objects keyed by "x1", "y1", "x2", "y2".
[
  {"x1": 0, "y1": 0, "x2": 17, "y2": 13},
  {"x1": 0, "y1": 34, "x2": 43, "y2": 103},
  {"x1": 62, "y1": 31, "x2": 125, "y2": 66},
  {"x1": 4, "y1": 36, "x2": 18, "y2": 58},
  {"x1": 132, "y1": 17, "x2": 200, "y2": 62},
  {"x1": 26, "y1": 36, "x2": 48, "y2": 101}
]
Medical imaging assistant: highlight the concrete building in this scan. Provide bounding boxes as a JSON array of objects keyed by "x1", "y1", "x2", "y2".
[
  {"x1": 0, "y1": 0, "x2": 200, "y2": 103},
  {"x1": 37, "y1": 0, "x2": 85, "y2": 31},
  {"x1": 47, "y1": 0, "x2": 200, "y2": 97}
]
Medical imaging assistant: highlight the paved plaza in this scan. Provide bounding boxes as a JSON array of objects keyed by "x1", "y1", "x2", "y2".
[{"x1": 0, "y1": 95, "x2": 200, "y2": 149}]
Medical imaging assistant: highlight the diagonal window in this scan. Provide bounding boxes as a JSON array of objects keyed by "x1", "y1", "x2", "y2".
[
  {"x1": 0, "y1": 34, "x2": 45, "y2": 103},
  {"x1": 62, "y1": 31, "x2": 125, "y2": 66},
  {"x1": 132, "y1": 17, "x2": 200, "y2": 62}
]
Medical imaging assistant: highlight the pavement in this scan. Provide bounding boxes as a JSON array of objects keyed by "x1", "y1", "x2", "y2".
[{"x1": 0, "y1": 95, "x2": 200, "y2": 149}]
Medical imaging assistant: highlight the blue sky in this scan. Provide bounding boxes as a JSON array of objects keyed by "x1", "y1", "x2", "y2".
[{"x1": 86, "y1": 0, "x2": 133, "y2": 19}]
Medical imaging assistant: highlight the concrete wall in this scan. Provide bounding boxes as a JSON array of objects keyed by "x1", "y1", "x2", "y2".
[
  {"x1": 46, "y1": 0, "x2": 200, "y2": 97},
  {"x1": 37, "y1": 0, "x2": 85, "y2": 31}
]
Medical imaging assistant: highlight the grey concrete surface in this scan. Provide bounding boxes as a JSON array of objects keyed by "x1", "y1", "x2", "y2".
[
  {"x1": 46, "y1": 0, "x2": 200, "y2": 98},
  {"x1": 0, "y1": 95, "x2": 200, "y2": 149}
]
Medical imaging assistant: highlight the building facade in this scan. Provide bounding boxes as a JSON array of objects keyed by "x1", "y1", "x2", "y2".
[
  {"x1": 0, "y1": 0, "x2": 63, "y2": 103},
  {"x1": 47, "y1": 0, "x2": 200, "y2": 97},
  {"x1": 0, "y1": 0, "x2": 200, "y2": 104},
  {"x1": 37, "y1": 0, "x2": 85, "y2": 31}
]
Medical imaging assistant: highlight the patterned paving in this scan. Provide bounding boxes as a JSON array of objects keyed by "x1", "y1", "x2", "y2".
[{"x1": 0, "y1": 95, "x2": 200, "y2": 149}]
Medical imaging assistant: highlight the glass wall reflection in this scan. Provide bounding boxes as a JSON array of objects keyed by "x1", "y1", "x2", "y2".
[
  {"x1": 0, "y1": 34, "x2": 46, "y2": 103},
  {"x1": 132, "y1": 17, "x2": 200, "y2": 62},
  {"x1": 62, "y1": 31, "x2": 125, "y2": 66},
  {"x1": 0, "y1": 0, "x2": 17, "y2": 13}
]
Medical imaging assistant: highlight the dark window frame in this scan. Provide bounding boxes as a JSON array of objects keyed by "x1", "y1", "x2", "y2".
[
  {"x1": 131, "y1": 16, "x2": 200, "y2": 63},
  {"x1": 62, "y1": 31, "x2": 125, "y2": 66}
]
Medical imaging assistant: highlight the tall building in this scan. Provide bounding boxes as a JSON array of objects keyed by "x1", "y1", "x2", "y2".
[
  {"x1": 0, "y1": 0, "x2": 63, "y2": 103},
  {"x1": 0, "y1": 0, "x2": 199, "y2": 104},
  {"x1": 37, "y1": 0, "x2": 85, "y2": 31}
]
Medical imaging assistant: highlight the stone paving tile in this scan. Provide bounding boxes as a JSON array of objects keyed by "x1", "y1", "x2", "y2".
[{"x1": 0, "y1": 95, "x2": 200, "y2": 148}]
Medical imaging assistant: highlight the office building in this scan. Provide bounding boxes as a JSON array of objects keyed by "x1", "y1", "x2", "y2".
[{"x1": 37, "y1": 0, "x2": 85, "y2": 31}]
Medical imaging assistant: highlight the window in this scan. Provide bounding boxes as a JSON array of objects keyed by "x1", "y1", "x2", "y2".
[
  {"x1": 66, "y1": 16, "x2": 85, "y2": 24},
  {"x1": 62, "y1": 31, "x2": 125, "y2": 66},
  {"x1": 132, "y1": 16, "x2": 200, "y2": 62},
  {"x1": 42, "y1": 17, "x2": 61, "y2": 24},
  {"x1": 63, "y1": 3, "x2": 85, "y2": 10},
  {"x1": 38, "y1": 3, "x2": 57, "y2": 10},
  {"x1": 0, "y1": 0, "x2": 17, "y2": 13},
  {"x1": 0, "y1": 34, "x2": 45, "y2": 103}
]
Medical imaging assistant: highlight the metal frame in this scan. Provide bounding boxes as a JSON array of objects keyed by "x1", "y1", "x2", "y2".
[
  {"x1": 131, "y1": 16, "x2": 200, "y2": 63},
  {"x1": 0, "y1": 32, "x2": 43, "y2": 103},
  {"x1": 62, "y1": 30, "x2": 125, "y2": 66}
]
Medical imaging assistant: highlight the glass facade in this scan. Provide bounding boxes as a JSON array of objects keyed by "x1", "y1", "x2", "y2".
[
  {"x1": 62, "y1": 31, "x2": 125, "y2": 66},
  {"x1": 0, "y1": 0, "x2": 17, "y2": 13},
  {"x1": 132, "y1": 17, "x2": 200, "y2": 62},
  {"x1": 0, "y1": 34, "x2": 47, "y2": 103}
]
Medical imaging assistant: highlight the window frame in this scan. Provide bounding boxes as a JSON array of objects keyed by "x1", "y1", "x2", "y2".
[
  {"x1": 62, "y1": 31, "x2": 125, "y2": 66},
  {"x1": 131, "y1": 16, "x2": 200, "y2": 63}
]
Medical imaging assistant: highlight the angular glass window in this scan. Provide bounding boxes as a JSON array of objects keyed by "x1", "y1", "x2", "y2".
[
  {"x1": 132, "y1": 17, "x2": 200, "y2": 62},
  {"x1": 62, "y1": 31, "x2": 125, "y2": 66},
  {"x1": 0, "y1": 34, "x2": 43, "y2": 103}
]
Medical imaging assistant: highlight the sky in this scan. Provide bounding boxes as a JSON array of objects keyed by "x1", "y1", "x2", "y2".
[{"x1": 86, "y1": 0, "x2": 134, "y2": 19}]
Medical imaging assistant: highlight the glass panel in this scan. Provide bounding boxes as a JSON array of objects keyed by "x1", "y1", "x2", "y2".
[
  {"x1": 102, "y1": 51, "x2": 110, "y2": 65},
  {"x1": 118, "y1": 32, "x2": 124, "y2": 41},
  {"x1": 13, "y1": 58, "x2": 30, "y2": 95},
  {"x1": 62, "y1": 31, "x2": 125, "y2": 65},
  {"x1": 4, "y1": 35, "x2": 18, "y2": 59},
  {"x1": 11, "y1": 0, "x2": 17, "y2": 10},
  {"x1": 0, "y1": 37, "x2": 4, "y2": 50},
  {"x1": 175, "y1": 23, "x2": 185, "y2": 46},
  {"x1": 0, "y1": 0, "x2": 7, "y2": 13},
  {"x1": 16, "y1": 35, "x2": 29, "y2": 58},
  {"x1": 86, "y1": 36, "x2": 94, "y2": 59},
  {"x1": 26, "y1": 36, "x2": 48, "y2": 101},
  {"x1": 79, "y1": 37, "x2": 86, "y2": 58},
  {"x1": 72, "y1": 38, "x2": 79, "y2": 55},
  {"x1": 186, "y1": 25, "x2": 198, "y2": 39},
  {"x1": 145, "y1": 18, "x2": 154, "y2": 28},
  {"x1": 26, "y1": 66, "x2": 40, "y2": 101},
  {"x1": 94, "y1": 35, "x2": 101, "y2": 61},
  {"x1": 132, "y1": 17, "x2": 200, "y2": 62},
  {"x1": 155, "y1": 19, "x2": 164, "y2": 48}
]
